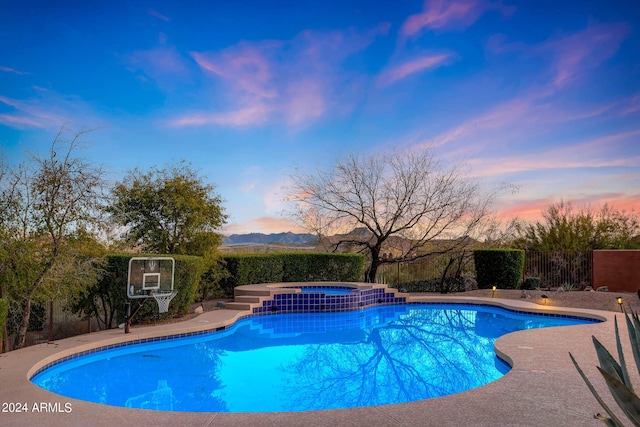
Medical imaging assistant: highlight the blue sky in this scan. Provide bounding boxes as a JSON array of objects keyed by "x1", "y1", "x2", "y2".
[{"x1": 1, "y1": 0, "x2": 639, "y2": 235}]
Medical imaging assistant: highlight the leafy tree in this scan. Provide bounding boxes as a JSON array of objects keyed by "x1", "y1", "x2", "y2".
[
  {"x1": 107, "y1": 161, "x2": 228, "y2": 255},
  {"x1": 0, "y1": 129, "x2": 107, "y2": 349},
  {"x1": 287, "y1": 149, "x2": 505, "y2": 283},
  {"x1": 517, "y1": 201, "x2": 640, "y2": 250}
]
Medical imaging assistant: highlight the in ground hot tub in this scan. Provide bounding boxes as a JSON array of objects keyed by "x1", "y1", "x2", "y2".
[
  {"x1": 251, "y1": 283, "x2": 407, "y2": 314},
  {"x1": 287, "y1": 286, "x2": 355, "y2": 295}
]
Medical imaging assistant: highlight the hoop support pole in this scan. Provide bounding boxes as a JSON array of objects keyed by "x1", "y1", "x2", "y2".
[{"x1": 125, "y1": 297, "x2": 148, "y2": 334}]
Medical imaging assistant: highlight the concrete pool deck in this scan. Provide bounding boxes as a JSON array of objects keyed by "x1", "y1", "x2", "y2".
[{"x1": 0, "y1": 295, "x2": 630, "y2": 426}]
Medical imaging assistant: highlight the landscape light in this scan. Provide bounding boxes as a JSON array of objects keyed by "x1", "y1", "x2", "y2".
[
  {"x1": 492, "y1": 285, "x2": 496, "y2": 298},
  {"x1": 617, "y1": 296, "x2": 623, "y2": 311},
  {"x1": 541, "y1": 294, "x2": 548, "y2": 305}
]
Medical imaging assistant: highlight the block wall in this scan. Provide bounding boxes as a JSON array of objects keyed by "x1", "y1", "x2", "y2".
[{"x1": 593, "y1": 250, "x2": 640, "y2": 292}]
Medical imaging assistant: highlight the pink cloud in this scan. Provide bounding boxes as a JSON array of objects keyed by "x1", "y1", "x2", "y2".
[
  {"x1": 0, "y1": 65, "x2": 29, "y2": 75},
  {"x1": 175, "y1": 26, "x2": 386, "y2": 129},
  {"x1": 0, "y1": 92, "x2": 104, "y2": 131},
  {"x1": 148, "y1": 9, "x2": 170, "y2": 22},
  {"x1": 284, "y1": 79, "x2": 326, "y2": 125},
  {"x1": 191, "y1": 47, "x2": 277, "y2": 100},
  {"x1": 0, "y1": 95, "x2": 65, "y2": 129},
  {"x1": 497, "y1": 194, "x2": 640, "y2": 223},
  {"x1": 465, "y1": 129, "x2": 640, "y2": 178},
  {"x1": 538, "y1": 22, "x2": 630, "y2": 89},
  {"x1": 222, "y1": 217, "x2": 308, "y2": 235},
  {"x1": 169, "y1": 104, "x2": 270, "y2": 127},
  {"x1": 378, "y1": 53, "x2": 453, "y2": 86},
  {"x1": 420, "y1": 80, "x2": 640, "y2": 157},
  {"x1": 437, "y1": 23, "x2": 635, "y2": 154},
  {"x1": 485, "y1": 34, "x2": 525, "y2": 54},
  {"x1": 468, "y1": 153, "x2": 640, "y2": 178},
  {"x1": 0, "y1": 113, "x2": 43, "y2": 128},
  {"x1": 496, "y1": 198, "x2": 555, "y2": 222},
  {"x1": 129, "y1": 46, "x2": 191, "y2": 89},
  {"x1": 425, "y1": 95, "x2": 534, "y2": 151},
  {"x1": 484, "y1": 22, "x2": 630, "y2": 93},
  {"x1": 623, "y1": 95, "x2": 640, "y2": 115},
  {"x1": 401, "y1": 0, "x2": 515, "y2": 38}
]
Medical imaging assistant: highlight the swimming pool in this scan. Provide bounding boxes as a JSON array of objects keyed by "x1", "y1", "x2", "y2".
[
  {"x1": 31, "y1": 303, "x2": 596, "y2": 412},
  {"x1": 288, "y1": 286, "x2": 355, "y2": 295}
]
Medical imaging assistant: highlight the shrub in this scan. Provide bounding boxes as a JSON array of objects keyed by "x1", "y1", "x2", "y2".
[
  {"x1": 0, "y1": 298, "x2": 7, "y2": 352},
  {"x1": 395, "y1": 278, "x2": 466, "y2": 293},
  {"x1": 522, "y1": 276, "x2": 541, "y2": 290},
  {"x1": 474, "y1": 249, "x2": 525, "y2": 289},
  {"x1": 218, "y1": 254, "x2": 285, "y2": 297},
  {"x1": 218, "y1": 253, "x2": 365, "y2": 297},
  {"x1": 281, "y1": 253, "x2": 364, "y2": 282},
  {"x1": 70, "y1": 254, "x2": 204, "y2": 328},
  {"x1": 198, "y1": 257, "x2": 228, "y2": 300}
]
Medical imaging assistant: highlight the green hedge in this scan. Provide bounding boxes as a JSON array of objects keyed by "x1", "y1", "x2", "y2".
[
  {"x1": 0, "y1": 298, "x2": 7, "y2": 351},
  {"x1": 281, "y1": 253, "x2": 364, "y2": 282},
  {"x1": 71, "y1": 254, "x2": 204, "y2": 328},
  {"x1": 473, "y1": 249, "x2": 525, "y2": 289},
  {"x1": 218, "y1": 253, "x2": 365, "y2": 297}
]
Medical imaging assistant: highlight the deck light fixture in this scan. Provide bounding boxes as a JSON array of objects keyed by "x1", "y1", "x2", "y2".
[{"x1": 617, "y1": 296, "x2": 623, "y2": 311}]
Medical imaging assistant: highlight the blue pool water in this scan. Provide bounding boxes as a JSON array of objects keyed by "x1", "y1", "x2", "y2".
[
  {"x1": 296, "y1": 286, "x2": 354, "y2": 295},
  {"x1": 32, "y1": 304, "x2": 596, "y2": 412}
]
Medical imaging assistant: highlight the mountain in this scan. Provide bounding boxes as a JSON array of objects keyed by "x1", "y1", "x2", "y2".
[{"x1": 223, "y1": 232, "x2": 317, "y2": 245}]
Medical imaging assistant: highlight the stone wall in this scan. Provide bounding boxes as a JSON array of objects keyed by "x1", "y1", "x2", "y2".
[{"x1": 593, "y1": 250, "x2": 640, "y2": 293}]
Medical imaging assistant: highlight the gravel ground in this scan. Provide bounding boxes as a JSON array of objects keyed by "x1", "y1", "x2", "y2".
[{"x1": 414, "y1": 289, "x2": 640, "y2": 313}]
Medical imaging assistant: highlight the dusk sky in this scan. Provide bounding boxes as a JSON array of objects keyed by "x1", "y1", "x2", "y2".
[{"x1": 1, "y1": 1, "x2": 639, "y2": 235}]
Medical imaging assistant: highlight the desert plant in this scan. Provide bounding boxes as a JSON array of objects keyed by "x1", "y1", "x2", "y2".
[
  {"x1": 522, "y1": 276, "x2": 541, "y2": 290},
  {"x1": 570, "y1": 309, "x2": 640, "y2": 426}
]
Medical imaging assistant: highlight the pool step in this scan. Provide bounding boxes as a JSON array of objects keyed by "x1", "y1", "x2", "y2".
[
  {"x1": 234, "y1": 288, "x2": 272, "y2": 297},
  {"x1": 233, "y1": 295, "x2": 264, "y2": 304},
  {"x1": 225, "y1": 302, "x2": 255, "y2": 311}
]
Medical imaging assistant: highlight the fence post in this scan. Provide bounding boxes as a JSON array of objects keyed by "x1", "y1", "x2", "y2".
[
  {"x1": 590, "y1": 250, "x2": 594, "y2": 288},
  {"x1": 48, "y1": 300, "x2": 54, "y2": 343}
]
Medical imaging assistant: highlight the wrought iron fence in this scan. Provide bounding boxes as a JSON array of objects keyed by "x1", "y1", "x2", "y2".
[
  {"x1": 523, "y1": 250, "x2": 592, "y2": 290},
  {"x1": 376, "y1": 251, "x2": 476, "y2": 293},
  {"x1": 376, "y1": 250, "x2": 593, "y2": 291},
  {"x1": 3, "y1": 300, "x2": 98, "y2": 352},
  {"x1": 376, "y1": 252, "x2": 474, "y2": 286}
]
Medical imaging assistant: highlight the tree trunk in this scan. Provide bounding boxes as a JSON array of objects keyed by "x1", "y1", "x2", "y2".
[
  {"x1": 367, "y1": 247, "x2": 381, "y2": 283},
  {"x1": 438, "y1": 256, "x2": 456, "y2": 294},
  {"x1": 14, "y1": 298, "x2": 31, "y2": 349}
]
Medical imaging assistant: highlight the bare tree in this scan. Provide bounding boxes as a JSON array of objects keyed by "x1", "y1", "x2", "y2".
[
  {"x1": 286, "y1": 148, "x2": 506, "y2": 283},
  {"x1": 0, "y1": 128, "x2": 107, "y2": 349}
]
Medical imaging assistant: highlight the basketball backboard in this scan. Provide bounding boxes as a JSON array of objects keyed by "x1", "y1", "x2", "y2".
[{"x1": 127, "y1": 257, "x2": 175, "y2": 299}]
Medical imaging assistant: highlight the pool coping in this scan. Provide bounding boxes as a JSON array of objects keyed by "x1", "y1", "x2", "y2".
[{"x1": 0, "y1": 294, "x2": 629, "y2": 426}]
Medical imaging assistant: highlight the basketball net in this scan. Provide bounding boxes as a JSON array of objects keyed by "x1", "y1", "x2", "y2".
[{"x1": 151, "y1": 291, "x2": 177, "y2": 313}]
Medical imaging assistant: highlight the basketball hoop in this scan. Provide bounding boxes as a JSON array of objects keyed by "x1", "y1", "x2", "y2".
[
  {"x1": 151, "y1": 291, "x2": 177, "y2": 313},
  {"x1": 126, "y1": 257, "x2": 176, "y2": 333}
]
